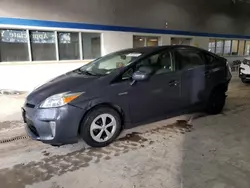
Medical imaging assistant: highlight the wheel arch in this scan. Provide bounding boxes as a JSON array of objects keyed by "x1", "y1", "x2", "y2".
[{"x1": 78, "y1": 102, "x2": 126, "y2": 134}]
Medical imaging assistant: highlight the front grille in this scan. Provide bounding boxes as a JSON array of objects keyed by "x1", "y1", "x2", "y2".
[{"x1": 26, "y1": 103, "x2": 35, "y2": 108}]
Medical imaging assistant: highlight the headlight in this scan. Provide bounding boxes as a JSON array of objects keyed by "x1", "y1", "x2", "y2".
[{"x1": 40, "y1": 92, "x2": 83, "y2": 108}]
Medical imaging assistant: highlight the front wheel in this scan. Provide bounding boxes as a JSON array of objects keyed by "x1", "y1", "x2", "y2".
[
  {"x1": 80, "y1": 107, "x2": 122, "y2": 147},
  {"x1": 205, "y1": 89, "x2": 226, "y2": 115}
]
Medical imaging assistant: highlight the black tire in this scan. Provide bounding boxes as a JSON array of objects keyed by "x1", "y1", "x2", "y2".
[
  {"x1": 80, "y1": 107, "x2": 122, "y2": 147},
  {"x1": 241, "y1": 78, "x2": 248, "y2": 83},
  {"x1": 206, "y1": 89, "x2": 226, "y2": 115}
]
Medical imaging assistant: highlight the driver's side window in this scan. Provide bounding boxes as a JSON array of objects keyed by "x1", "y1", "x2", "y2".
[
  {"x1": 121, "y1": 50, "x2": 173, "y2": 80},
  {"x1": 122, "y1": 68, "x2": 134, "y2": 80}
]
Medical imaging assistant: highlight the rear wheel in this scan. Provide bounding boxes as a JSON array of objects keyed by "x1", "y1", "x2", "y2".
[
  {"x1": 80, "y1": 107, "x2": 122, "y2": 147},
  {"x1": 206, "y1": 88, "x2": 226, "y2": 115}
]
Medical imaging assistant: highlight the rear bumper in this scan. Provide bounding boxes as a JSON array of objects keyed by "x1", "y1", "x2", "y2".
[{"x1": 22, "y1": 104, "x2": 85, "y2": 145}]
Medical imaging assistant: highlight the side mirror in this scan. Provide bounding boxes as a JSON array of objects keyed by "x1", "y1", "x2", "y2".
[
  {"x1": 131, "y1": 66, "x2": 153, "y2": 84},
  {"x1": 132, "y1": 71, "x2": 150, "y2": 81}
]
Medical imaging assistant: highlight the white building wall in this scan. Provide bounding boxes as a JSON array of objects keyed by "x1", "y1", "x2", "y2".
[
  {"x1": 102, "y1": 32, "x2": 133, "y2": 55},
  {"x1": 0, "y1": 61, "x2": 90, "y2": 92},
  {"x1": 161, "y1": 35, "x2": 171, "y2": 46}
]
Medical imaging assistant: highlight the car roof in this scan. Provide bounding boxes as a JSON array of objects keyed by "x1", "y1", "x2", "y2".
[{"x1": 117, "y1": 45, "x2": 204, "y2": 54}]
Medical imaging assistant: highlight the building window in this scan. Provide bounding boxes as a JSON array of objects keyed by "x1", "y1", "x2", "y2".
[
  {"x1": 0, "y1": 29, "x2": 29, "y2": 62},
  {"x1": 223, "y1": 40, "x2": 231, "y2": 55},
  {"x1": 30, "y1": 30, "x2": 56, "y2": 61},
  {"x1": 171, "y1": 37, "x2": 192, "y2": 45},
  {"x1": 215, "y1": 39, "x2": 224, "y2": 55},
  {"x1": 208, "y1": 39, "x2": 216, "y2": 53},
  {"x1": 0, "y1": 29, "x2": 103, "y2": 62},
  {"x1": 133, "y1": 36, "x2": 145, "y2": 47},
  {"x1": 82, "y1": 33, "x2": 101, "y2": 59},
  {"x1": 231, "y1": 40, "x2": 239, "y2": 55},
  {"x1": 133, "y1": 36, "x2": 160, "y2": 48},
  {"x1": 238, "y1": 40, "x2": 245, "y2": 56},
  {"x1": 245, "y1": 41, "x2": 250, "y2": 55},
  {"x1": 58, "y1": 32, "x2": 80, "y2": 60},
  {"x1": 147, "y1": 37, "x2": 159, "y2": 46}
]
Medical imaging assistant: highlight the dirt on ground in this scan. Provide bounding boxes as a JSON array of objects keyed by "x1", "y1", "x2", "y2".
[{"x1": 0, "y1": 74, "x2": 250, "y2": 188}]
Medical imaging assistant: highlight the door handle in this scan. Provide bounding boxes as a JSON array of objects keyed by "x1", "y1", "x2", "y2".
[{"x1": 169, "y1": 80, "x2": 179, "y2": 86}]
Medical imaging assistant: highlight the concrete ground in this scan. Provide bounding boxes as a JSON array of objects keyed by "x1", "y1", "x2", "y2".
[{"x1": 0, "y1": 74, "x2": 250, "y2": 188}]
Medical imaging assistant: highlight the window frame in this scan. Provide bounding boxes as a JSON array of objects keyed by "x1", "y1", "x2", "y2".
[
  {"x1": 29, "y1": 30, "x2": 57, "y2": 61},
  {"x1": 114, "y1": 49, "x2": 175, "y2": 83},
  {"x1": 57, "y1": 31, "x2": 80, "y2": 60},
  {"x1": 0, "y1": 29, "x2": 30, "y2": 62},
  {"x1": 81, "y1": 32, "x2": 101, "y2": 60}
]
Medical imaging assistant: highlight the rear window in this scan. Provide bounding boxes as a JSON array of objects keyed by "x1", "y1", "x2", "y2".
[{"x1": 204, "y1": 53, "x2": 214, "y2": 64}]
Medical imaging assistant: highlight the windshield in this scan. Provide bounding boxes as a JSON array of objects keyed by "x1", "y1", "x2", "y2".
[{"x1": 78, "y1": 50, "x2": 143, "y2": 76}]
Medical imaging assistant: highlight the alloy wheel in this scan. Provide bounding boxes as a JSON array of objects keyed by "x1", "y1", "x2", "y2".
[{"x1": 90, "y1": 113, "x2": 117, "y2": 142}]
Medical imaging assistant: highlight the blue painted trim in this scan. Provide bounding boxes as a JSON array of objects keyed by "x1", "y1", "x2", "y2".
[{"x1": 1, "y1": 17, "x2": 250, "y2": 39}]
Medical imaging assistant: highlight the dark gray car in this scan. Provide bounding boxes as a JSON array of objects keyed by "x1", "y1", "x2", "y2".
[{"x1": 22, "y1": 45, "x2": 232, "y2": 147}]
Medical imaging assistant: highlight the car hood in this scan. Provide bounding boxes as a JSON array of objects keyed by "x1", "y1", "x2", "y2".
[{"x1": 26, "y1": 71, "x2": 99, "y2": 105}]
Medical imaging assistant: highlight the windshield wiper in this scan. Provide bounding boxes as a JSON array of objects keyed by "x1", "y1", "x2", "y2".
[
  {"x1": 73, "y1": 69, "x2": 98, "y2": 76},
  {"x1": 82, "y1": 70, "x2": 98, "y2": 76}
]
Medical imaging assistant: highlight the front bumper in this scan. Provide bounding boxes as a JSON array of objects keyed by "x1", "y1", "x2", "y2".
[
  {"x1": 239, "y1": 67, "x2": 250, "y2": 80},
  {"x1": 239, "y1": 63, "x2": 250, "y2": 79},
  {"x1": 22, "y1": 104, "x2": 85, "y2": 145}
]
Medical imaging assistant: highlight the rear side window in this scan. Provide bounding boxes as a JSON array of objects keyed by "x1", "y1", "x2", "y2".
[
  {"x1": 204, "y1": 53, "x2": 214, "y2": 64},
  {"x1": 175, "y1": 50, "x2": 205, "y2": 70},
  {"x1": 204, "y1": 52, "x2": 226, "y2": 66}
]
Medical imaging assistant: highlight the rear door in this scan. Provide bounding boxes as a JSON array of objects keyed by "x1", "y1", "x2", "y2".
[{"x1": 174, "y1": 49, "x2": 207, "y2": 108}]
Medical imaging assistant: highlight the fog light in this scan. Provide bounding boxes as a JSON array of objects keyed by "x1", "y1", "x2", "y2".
[{"x1": 49, "y1": 121, "x2": 56, "y2": 137}]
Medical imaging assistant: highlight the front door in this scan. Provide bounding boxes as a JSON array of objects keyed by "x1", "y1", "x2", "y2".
[
  {"x1": 126, "y1": 50, "x2": 181, "y2": 124},
  {"x1": 128, "y1": 72, "x2": 181, "y2": 124}
]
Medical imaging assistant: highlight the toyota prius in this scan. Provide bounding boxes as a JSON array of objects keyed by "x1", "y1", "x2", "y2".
[{"x1": 22, "y1": 45, "x2": 231, "y2": 147}]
